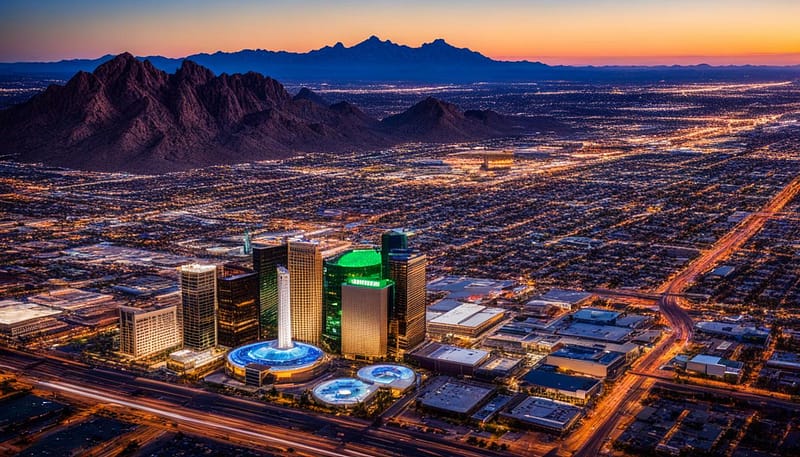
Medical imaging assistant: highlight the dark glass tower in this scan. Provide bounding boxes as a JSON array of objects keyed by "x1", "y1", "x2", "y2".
[
  {"x1": 217, "y1": 270, "x2": 259, "y2": 348},
  {"x1": 381, "y1": 230, "x2": 408, "y2": 277},
  {"x1": 322, "y1": 249, "x2": 383, "y2": 353},
  {"x1": 387, "y1": 249, "x2": 427, "y2": 358},
  {"x1": 252, "y1": 244, "x2": 288, "y2": 339}
]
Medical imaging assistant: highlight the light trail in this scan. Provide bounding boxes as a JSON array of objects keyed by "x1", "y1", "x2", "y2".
[{"x1": 38, "y1": 380, "x2": 373, "y2": 457}]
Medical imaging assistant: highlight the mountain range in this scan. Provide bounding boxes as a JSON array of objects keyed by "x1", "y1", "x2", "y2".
[
  {"x1": 2, "y1": 36, "x2": 799, "y2": 83},
  {"x1": 0, "y1": 53, "x2": 565, "y2": 173}
]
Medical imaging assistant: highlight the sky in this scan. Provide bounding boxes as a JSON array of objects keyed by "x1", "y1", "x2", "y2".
[{"x1": 1, "y1": 0, "x2": 799, "y2": 65}]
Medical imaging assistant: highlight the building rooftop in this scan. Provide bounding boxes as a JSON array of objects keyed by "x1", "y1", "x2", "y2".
[
  {"x1": 427, "y1": 276, "x2": 515, "y2": 301},
  {"x1": 179, "y1": 264, "x2": 217, "y2": 274},
  {"x1": 330, "y1": 249, "x2": 381, "y2": 268},
  {"x1": 426, "y1": 344, "x2": 490, "y2": 366},
  {"x1": 0, "y1": 300, "x2": 62, "y2": 325},
  {"x1": 572, "y1": 307, "x2": 620, "y2": 324},
  {"x1": 503, "y1": 396, "x2": 584, "y2": 431},
  {"x1": 539, "y1": 289, "x2": 594, "y2": 305},
  {"x1": 420, "y1": 380, "x2": 494, "y2": 414},
  {"x1": 312, "y1": 378, "x2": 379, "y2": 407},
  {"x1": 520, "y1": 368, "x2": 601, "y2": 392},
  {"x1": 357, "y1": 364, "x2": 416, "y2": 391},
  {"x1": 478, "y1": 356, "x2": 523, "y2": 374},
  {"x1": 550, "y1": 345, "x2": 624, "y2": 365},
  {"x1": 429, "y1": 303, "x2": 505, "y2": 327},
  {"x1": 27, "y1": 288, "x2": 114, "y2": 311},
  {"x1": 345, "y1": 277, "x2": 393, "y2": 289},
  {"x1": 557, "y1": 322, "x2": 633, "y2": 343}
]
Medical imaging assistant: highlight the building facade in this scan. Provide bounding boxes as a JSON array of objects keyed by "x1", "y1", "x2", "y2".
[
  {"x1": 381, "y1": 230, "x2": 408, "y2": 277},
  {"x1": 341, "y1": 278, "x2": 393, "y2": 359},
  {"x1": 252, "y1": 243, "x2": 288, "y2": 339},
  {"x1": 179, "y1": 264, "x2": 218, "y2": 351},
  {"x1": 216, "y1": 270, "x2": 259, "y2": 348},
  {"x1": 288, "y1": 241, "x2": 323, "y2": 345},
  {"x1": 119, "y1": 305, "x2": 181, "y2": 358},
  {"x1": 323, "y1": 249, "x2": 383, "y2": 353},
  {"x1": 387, "y1": 249, "x2": 427, "y2": 357}
]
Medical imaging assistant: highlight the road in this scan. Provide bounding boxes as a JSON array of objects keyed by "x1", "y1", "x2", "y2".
[
  {"x1": 566, "y1": 174, "x2": 800, "y2": 457},
  {"x1": 0, "y1": 347, "x2": 509, "y2": 457}
]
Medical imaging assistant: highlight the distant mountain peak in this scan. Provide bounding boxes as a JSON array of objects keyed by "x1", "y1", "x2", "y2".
[{"x1": 424, "y1": 38, "x2": 450, "y2": 47}]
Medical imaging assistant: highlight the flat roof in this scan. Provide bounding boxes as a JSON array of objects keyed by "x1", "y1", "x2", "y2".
[
  {"x1": 429, "y1": 303, "x2": 504, "y2": 327},
  {"x1": 557, "y1": 322, "x2": 633, "y2": 343},
  {"x1": 539, "y1": 289, "x2": 593, "y2": 305},
  {"x1": 550, "y1": 345, "x2": 624, "y2": 365},
  {"x1": 479, "y1": 356, "x2": 523, "y2": 372},
  {"x1": 420, "y1": 380, "x2": 494, "y2": 414},
  {"x1": 689, "y1": 354, "x2": 722, "y2": 365},
  {"x1": 179, "y1": 264, "x2": 217, "y2": 274},
  {"x1": 330, "y1": 249, "x2": 381, "y2": 268},
  {"x1": 504, "y1": 396, "x2": 584, "y2": 429},
  {"x1": 27, "y1": 288, "x2": 114, "y2": 310},
  {"x1": 344, "y1": 277, "x2": 393, "y2": 289},
  {"x1": 427, "y1": 344, "x2": 490, "y2": 366},
  {"x1": 572, "y1": 308, "x2": 620, "y2": 323},
  {"x1": 0, "y1": 300, "x2": 62, "y2": 325},
  {"x1": 521, "y1": 368, "x2": 601, "y2": 392},
  {"x1": 427, "y1": 276, "x2": 515, "y2": 301}
]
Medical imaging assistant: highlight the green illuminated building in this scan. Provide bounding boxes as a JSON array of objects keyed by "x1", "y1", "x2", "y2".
[{"x1": 322, "y1": 249, "x2": 382, "y2": 353}]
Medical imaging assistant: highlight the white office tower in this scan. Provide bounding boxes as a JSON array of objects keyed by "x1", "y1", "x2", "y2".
[{"x1": 276, "y1": 266, "x2": 293, "y2": 350}]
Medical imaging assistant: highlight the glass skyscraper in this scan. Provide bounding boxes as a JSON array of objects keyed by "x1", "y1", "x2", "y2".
[
  {"x1": 252, "y1": 243, "x2": 288, "y2": 339},
  {"x1": 322, "y1": 249, "x2": 383, "y2": 353}
]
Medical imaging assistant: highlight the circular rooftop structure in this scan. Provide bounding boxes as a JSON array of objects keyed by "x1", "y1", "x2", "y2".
[
  {"x1": 226, "y1": 340, "x2": 327, "y2": 384},
  {"x1": 312, "y1": 377, "x2": 379, "y2": 408},
  {"x1": 357, "y1": 364, "x2": 416, "y2": 392},
  {"x1": 330, "y1": 249, "x2": 382, "y2": 268}
]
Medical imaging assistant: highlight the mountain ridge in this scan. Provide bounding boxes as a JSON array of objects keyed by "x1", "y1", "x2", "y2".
[
  {"x1": 0, "y1": 53, "x2": 566, "y2": 173},
  {"x1": 2, "y1": 36, "x2": 799, "y2": 83}
]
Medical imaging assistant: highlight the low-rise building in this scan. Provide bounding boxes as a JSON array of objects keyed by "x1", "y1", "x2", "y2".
[
  {"x1": 418, "y1": 379, "x2": 494, "y2": 417},
  {"x1": 695, "y1": 321, "x2": 770, "y2": 345},
  {"x1": 0, "y1": 300, "x2": 65, "y2": 338},
  {"x1": 546, "y1": 345, "x2": 626, "y2": 379},
  {"x1": 409, "y1": 342, "x2": 491, "y2": 376},
  {"x1": 520, "y1": 367, "x2": 602, "y2": 405},
  {"x1": 500, "y1": 396, "x2": 584, "y2": 433},
  {"x1": 427, "y1": 303, "x2": 506, "y2": 339},
  {"x1": 686, "y1": 354, "x2": 743, "y2": 381}
]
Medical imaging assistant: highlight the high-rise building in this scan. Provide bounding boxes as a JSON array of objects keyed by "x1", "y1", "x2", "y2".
[
  {"x1": 387, "y1": 249, "x2": 427, "y2": 357},
  {"x1": 288, "y1": 241, "x2": 323, "y2": 345},
  {"x1": 276, "y1": 266, "x2": 292, "y2": 350},
  {"x1": 119, "y1": 305, "x2": 180, "y2": 358},
  {"x1": 253, "y1": 243, "x2": 288, "y2": 339},
  {"x1": 322, "y1": 249, "x2": 382, "y2": 353},
  {"x1": 381, "y1": 230, "x2": 408, "y2": 277},
  {"x1": 341, "y1": 278, "x2": 393, "y2": 359},
  {"x1": 179, "y1": 264, "x2": 218, "y2": 351},
  {"x1": 217, "y1": 269, "x2": 259, "y2": 348}
]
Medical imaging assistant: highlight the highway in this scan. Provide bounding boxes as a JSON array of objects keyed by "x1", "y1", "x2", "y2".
[
  {"x1": 566, "y1": 174, "x2": 800, "y2": 457},
  {"x1": 0, "y1": 347, "x2": 509, "y2": 457}
]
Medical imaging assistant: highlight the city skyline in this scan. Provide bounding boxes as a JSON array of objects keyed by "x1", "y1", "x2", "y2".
[{"x1": 1, "y1": 0, "x2": 799, "y2": 65}]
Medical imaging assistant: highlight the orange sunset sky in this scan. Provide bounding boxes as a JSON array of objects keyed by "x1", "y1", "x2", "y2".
[{"x1": 1, "y1": 0, "x2": 799, "y2": 65}]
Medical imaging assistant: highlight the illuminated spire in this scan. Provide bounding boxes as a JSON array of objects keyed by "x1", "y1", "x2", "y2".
[{"x1": 276, "y1": 266, "x2": 293, "y2": 350}]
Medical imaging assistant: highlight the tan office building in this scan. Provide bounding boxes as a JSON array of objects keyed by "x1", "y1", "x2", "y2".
[
  {"x1": 288, "y1": 241, "x2": 323, "y2": 345},
  {"x1": 341, "y1": 278, "x2": 393, "y2": 359}
]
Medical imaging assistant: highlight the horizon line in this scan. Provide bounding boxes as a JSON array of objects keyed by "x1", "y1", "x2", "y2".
[{"x1": 3, "y1": 36, "x2": 800, "y2": 68}]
